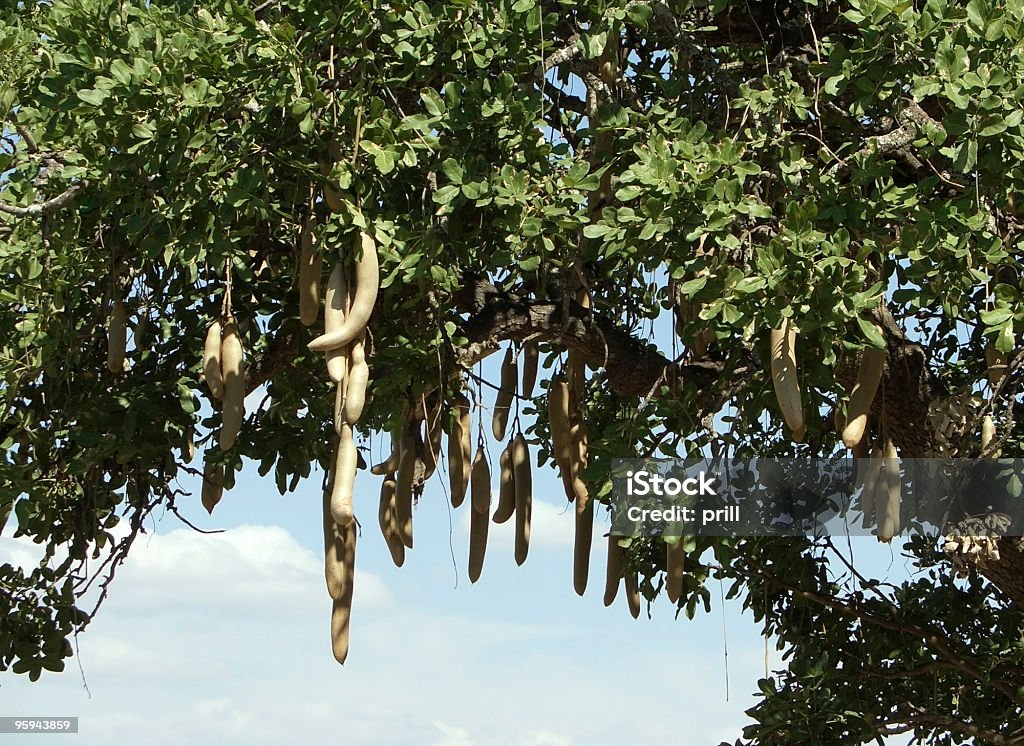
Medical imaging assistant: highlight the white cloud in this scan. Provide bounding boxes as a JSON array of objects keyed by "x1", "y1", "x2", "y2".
[{"x1": 1, "y1": 518, "x2": 765, "y2": 746}]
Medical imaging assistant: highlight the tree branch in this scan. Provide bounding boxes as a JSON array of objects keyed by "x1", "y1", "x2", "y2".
[
  {"x1": 0, "y1": 183, "x2": 84, "y2": 217},
  {"x1": 453, "y1": 275, "x2": 724, "y2": 399}
]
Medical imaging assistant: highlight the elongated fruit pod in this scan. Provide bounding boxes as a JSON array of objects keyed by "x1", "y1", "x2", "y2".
[
  {"x1": 323, "y1": 480, "x2": 346, "y2": 600},
  {"x1": 203, "y1": 318, "x2": 225, "y2": 399},
  {"x1": 548, "y1": 375, "x2": 576, "y2": 500},
  {"x1": 378, "y1": 475, "x2": 405, "y2": 568},
  {"x1": 512, "y1": 433, "x2": 532, "y2": 566},
  {"x1": 841, "y1": 340, "x2": 886, "y2": 449},
  {"x1": 371, "y1": 427, "x2": 402, "y2": 476},
  {"x1": 521, "y1": 342, "x2": 538, "y2": 399},
  {"x1": 624, "y1": 569, "x2": 641, "y2": 619},
  {"x1": 330, "y1": 520, "x2": 357, "y2": 665},
  {"x1": 448, "y1": 392, "x2": 471, "y2": 508},
  {"x1": 107, "y1": 300, "x2": 127, "y2": 373},
  {"x1": 981, "y1": 415, "x2": 998, "y2": 458},
  {"x1": 859, "y1": 445, "x2": 883, "y2": 527},
  {"x1": 492, "y1": 346, "x2": 517, "y2": 441},
  {"x1": 422, "y1": 403, "x2": 444, "y2": 481},
  {"x1": 333, "y1": 383, "x2": 345, "y2": 437},
  {"x1": 184, "y1": 428, "x2": 195, "y2": 464},
  {"x1": 471, "y1": 445, "x2": 491, "y2": 515},
  {"x1": 851, "y1": 429, "x2": 871, "y2": 499},
  {"x1": 573, "y1": 497, "x2": 594, "y2": 597},
  {"x1": 320, "y1": 159, "x2": 345, "y2": 213},
  {"x1": 344, "y1": 333, "x2": 369, "y2": 425},
  {"x1": 298, "y1": 215, "x2": 321, "y2": 327},
  {"x1": 570, "y1": 418, "x2": 590, "y2": 504},
  {"x1": 201, "y1": 459, "x2": 224, "y2": 514},
  {"x1": 603, "y1": 535, "x2": 624, "y2": 607},
  {"x1": 986, "y1": 343, "x2": 1007, "y2": 387},
  {"x1": 665, "y1": 539, "x2": 685, "y2": 604},
  {"x1": 308, "y1": 231, "x2": 379, "y2": 352},
  {"x1": 324, "y1": 262, "x2": 350, "y2": 383},
  {"x1": 877, "y1": 439, "x2": 901, "y2": 543},
  {"x1": 492, "y1": 440, "x2": 516, "y2": 523},
  {"x1": 769, "y1": 319, "x2": 804, "y2": 441},
  {"x1": 395, "y1": 426, "x2": 416, "y2": 549},
  {"x1": 218, "y1": 317, "x2": 245, "y2": 451},
  {"x1": 330, "y1": 423, "x2": 357, "y2": 526},
  {"x1": 468, "y1": 489, "x2": 489, "y2": 583}
]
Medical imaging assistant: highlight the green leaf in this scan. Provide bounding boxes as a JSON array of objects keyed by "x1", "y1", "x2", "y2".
[
  {"x1": 615, "y1": 185, "x2": 643, "y2": 201},
  {"x1": 76, "y1": 89, "x2": 107, "y2": 106},
  {"x1": 441, "y1": 158, "x2": 463, "y2": 185},
  {"x1": 981, "y1": 307, "x2": 1013, "y2": 326},
  {"x1": 432, "y1": 184, "x2": 460, "y2": 205},
  {"x1": 857, "y1": 317, "x2": 887, "y2": 348},
  {"x1": 518, "y1": 255, "x2": 541, "y2": 272},
  {"x1": 583, "y1": 224, "x2": 612, "y2": 239},
  {"x1": 996, "y1": 322, "x2": 1015, "y2": 353},
  {"x1": 678, "y1": 276, "x2": 708, "y2": 295},
  {"x1": 109, "y1": 59, "x2": 134, "y2": 85},
  {"x1": 420, "y1": 87, "x2": 446, "y2": 117}
]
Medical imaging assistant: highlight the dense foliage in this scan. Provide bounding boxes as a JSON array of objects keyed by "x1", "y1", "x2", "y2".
[{"x1": 2, "y1": 0, "x2": 1024, "y2": 742}]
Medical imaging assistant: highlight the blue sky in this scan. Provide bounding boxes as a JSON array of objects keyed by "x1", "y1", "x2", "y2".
[
  {"x1": 0, "y1": 243, "x2": 923, "y2": 745},
  {"x1": 0, "y1": 373, "x2": 921, "y2": 746}
]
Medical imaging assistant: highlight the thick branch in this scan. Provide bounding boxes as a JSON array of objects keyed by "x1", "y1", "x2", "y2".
[
  {"x1": 0, "y1": 183, "x2": 84, "y2": 217},
  {"x1": 454, "y1": 276, "x2": 723, "y2": 402}
]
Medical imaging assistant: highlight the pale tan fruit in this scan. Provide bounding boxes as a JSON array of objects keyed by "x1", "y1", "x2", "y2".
[
  {"x1": 320, "y1": 144, "x2": 346, "y2": 212},
  {"x1": 471, "y1": 445, "x2": 491, "y2": 515},
  {"x1": 550, "y1": 375, "x2": 589, "y2": 504},
  {"x1": 330, "y1": 423, "x2": 357, "y2": 526},
  {"x1": 218, "y1": 317, "x2": 245, "y2": 451},
  {"x1": 570, "y1": 417, "x2": 590, "y2": 504},
  {"x1": 986, "y1": 343, "x2": 1007, "y2": 387},
  {"x1": 324, "y1": 261, "x2": 350, "y2": 383},
  {"x1": 877, "y1": 439, "x2": 901, "y2": 543},
  {"x1": 624, "y1": 569, "x2": 641, "y2": 619},
  {"x1": 201, "y1": 459, "x2": 224, "y2": 514},
  {"x1": 665, "y1": 539, "x2": 685, "y2": 604},
  {"x1": 770, "y1": 319, "x2": 804, "y2": 440},
  {"x1": 860, "y1": 445, "x2": 884, "y2": 526},
  {"x1": 343, "y1": 334, "x2": 369, "y2": 425},
  {"x1": 107, "y1": 300, "x2": 127, "y2": 373},
  {"x1": 329, "y1": 521, "x2": 356, "y2": 665},
  {"x1": 521, "y1": 342, "x2": 539, "y2": 399},
  {"x1": 308, "y1": 231, "x2": 379, "y2": 352},
  {"x1": 320, "y1": 161, "x2": 345, "y2": 213},
  {"x1": 378, "y1": 475, "x2": 405, "y2": 568},
  {"x1": 604, "y1": 535, "x2": 624, "y2": 607},
  {"x1": 298, "y1": 215, "x2": 321, "y2": 327},
  {"x1": 492, "y1": 440, "x2": 516, "y2": 524},
  {"x1": 203, "y1": 318, "x2": 225, "y2": 399},
  {"x1": 422, "y1": 403, "x2": 444, "y2": 482},
  {"x1": 323, "y1": 481, "x2": 346, "y2": 600},
  {"x1": 333, "y1": 383, "x2": 345, "y2": 436},
  {"x1": 573, "y1": 498, "x2": 594, "y2": 597},
  {"x1": 184, "y1": 428, "x2": 195, "y2": 464},
  {"x1": 492, "y1": 346, "x2": 516, "y2": 441},
  {"x1": 448, "y1": 392, "x2": 471, "y2": 508},
  {"x1": 468, "y1": 491, "x2": 489, "y2": 583},
  {"x1": 512, "y1": 433, "x2": 532, "y2": 566},
  {"x1": 842, "y1": 339, "x2": 886, "y2": 449},
  {"x1": 395, "y1": 426, "x2": 415, "y2": 549},
  {"x1": 981, "y1": 415, "x2": 998, "y2": 458}
]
